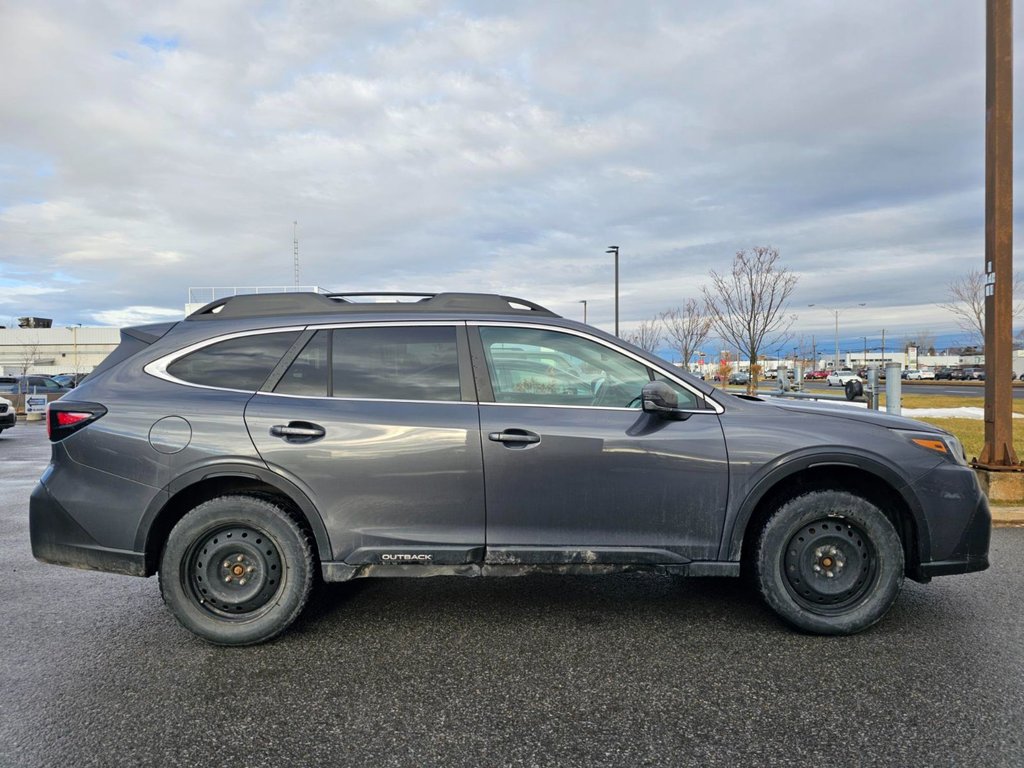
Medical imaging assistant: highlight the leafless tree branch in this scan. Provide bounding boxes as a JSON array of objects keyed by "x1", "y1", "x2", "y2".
[
  {"x1": 624, "y1": 316, "x2": 662, "y2": 353},
  {"x1": 701, "y1": 246, "x2": 798, "y2": 394},
  {"x1": 660, "y1": 299, "x2": 712, "y2": 373}
]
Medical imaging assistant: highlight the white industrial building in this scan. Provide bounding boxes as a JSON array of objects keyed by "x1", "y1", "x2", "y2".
[
  {"x1": 0, "y1": 326, "x2": 121, "y2": 377},
  {"x1": 2, "y1": 286, "x2": 330, "y2": 377}
]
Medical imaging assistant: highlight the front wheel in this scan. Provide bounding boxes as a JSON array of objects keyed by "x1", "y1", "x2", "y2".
[
  {"x1": 754, "y1": 490, "x2": 904, "y2": 635},
  {"x1": 159, "y1": 495, "x2": 314, "y2": 645}
]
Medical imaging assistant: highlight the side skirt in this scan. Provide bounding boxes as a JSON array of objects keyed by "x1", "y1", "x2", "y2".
[{"x1": 320, "y1": 560, "x2": 740, "y2": 582}]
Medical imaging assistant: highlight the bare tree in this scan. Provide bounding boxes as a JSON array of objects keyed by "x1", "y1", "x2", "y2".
[
  {"x1": 624, "y1": 316, "x2": 662, "y2": 353},
  {"x1": 938, "y1": 269, "x2": 1023, "y2": 345},
  {"x1": 702, "y1": 246, "x2": 798, "y2": 394},
  {"x1": 18, "y1": 335, "x2": 40, "y2": 375},
  {"x1": 938, "y1": 271, "x2": 986, "y2": 345},
  {"x1": 661, "y1": 300, "x2": 713, "y2": 373}
]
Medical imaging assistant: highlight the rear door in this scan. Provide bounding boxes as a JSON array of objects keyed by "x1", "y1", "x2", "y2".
[
  {"x1": 471, "y1": 324, "x2": 729, "y2": 565},
  {"x1": 244, "y1": 322, "x2": 486, "y2": 566}
]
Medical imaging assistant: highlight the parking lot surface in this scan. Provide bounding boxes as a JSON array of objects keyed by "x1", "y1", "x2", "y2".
[{"x1": 2, "y1": 422, "x2": 1022, "y2": 767}]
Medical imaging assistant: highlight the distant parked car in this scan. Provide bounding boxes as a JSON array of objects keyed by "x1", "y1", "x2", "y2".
[
  {"x1": 52, "y1": 373, "x2": 87, "y2": 388},
  {"x1": 0, "y1": 395, "x2": 15, "y2": 434},
  {"x1": 728, "y1": 371, "x2": 750, "y2": 385},
  {"x1": 804, "y1": 370, "x2": 828, "y2": 380},
  {"x1": 904, "y1": 369, "x2": 922, "y2": 380},
  {"x1": 0, "y1": 375, "x2": 71, "y2": 395},
  {"x1": 918, "y1": 370, "x2": 936, "y2": 380},
  {"x1": 826, "y1": 369, "x2": 861, "y2": 387},
  {"x1": 963, "y1": 368, "x2": 985, "y2": 381}
]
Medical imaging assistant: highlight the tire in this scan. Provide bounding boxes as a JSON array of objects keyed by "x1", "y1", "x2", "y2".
[
  {"x1": 159, "y1": 495, "x2": 314, "y2": 646},
  {"x1": 844, "y1": 379, "x2": 863, "y2": 400},
  {"x1": 754, "y1": 490, "x2": 904, "y2": 635}
]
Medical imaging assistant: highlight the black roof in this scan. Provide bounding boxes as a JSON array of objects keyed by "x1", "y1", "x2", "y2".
[{"x1": 186, "y1": 292, "x2": 559, "y2": 321}]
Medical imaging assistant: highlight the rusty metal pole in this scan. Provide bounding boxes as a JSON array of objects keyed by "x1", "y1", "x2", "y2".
[{"x1": 979, "y1": 0, "x2": 1019, "y2": 467}]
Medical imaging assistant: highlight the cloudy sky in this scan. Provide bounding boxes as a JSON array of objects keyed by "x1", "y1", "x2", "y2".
[{"x1": 0, "y1": 0, "x2": 1021, "y2": 355}]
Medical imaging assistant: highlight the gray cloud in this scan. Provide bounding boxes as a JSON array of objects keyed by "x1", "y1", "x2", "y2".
[{"x1": 0, "y1": 0, "x2": 1019, "y2": 345}]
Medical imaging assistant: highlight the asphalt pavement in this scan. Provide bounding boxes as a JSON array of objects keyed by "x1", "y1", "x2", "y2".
[{"x1": 2, "y1": 422, "x2": 1022, "y2": 767}]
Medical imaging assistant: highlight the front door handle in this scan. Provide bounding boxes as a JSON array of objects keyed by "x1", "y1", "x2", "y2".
[
  {"x1": 488, "y1": 429, "x2": 541, "y2": 445},
  {"x1": 270, "y1": 422, "x2": 326, "y2": 442}
]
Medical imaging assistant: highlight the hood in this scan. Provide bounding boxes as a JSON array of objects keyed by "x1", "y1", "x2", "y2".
[{"x1": 754, "y1": 396, "x2": 944, "y2": 433}]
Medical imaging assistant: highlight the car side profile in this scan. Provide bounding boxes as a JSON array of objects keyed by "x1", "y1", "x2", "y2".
[
  {"x1": 826, "y1": 369, "x2": 862, "y2": 387},
  {"x1": 30, "y1": 292, "x2": 990, "y2": 645}
]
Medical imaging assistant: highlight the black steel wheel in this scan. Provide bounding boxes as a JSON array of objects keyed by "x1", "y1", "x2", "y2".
[
  {"x1": 755, "y1": 490, "x2": 904, "y2": 635},
  {"x1": 184, "y1": 525, "x2": 284, "y2": 619},
  {"x1": 160, "y1": 495, "x2": 314, "y2": 646}
]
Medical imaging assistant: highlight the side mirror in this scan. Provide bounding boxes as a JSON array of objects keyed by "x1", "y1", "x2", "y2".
[{"x1": 641, "y1": 381, "x2": 689, "y2": 420}]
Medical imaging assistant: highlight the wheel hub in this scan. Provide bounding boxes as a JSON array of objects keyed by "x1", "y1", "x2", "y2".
[{"x1": 812, "y1": 545, "x2": 845, "y2": 578}]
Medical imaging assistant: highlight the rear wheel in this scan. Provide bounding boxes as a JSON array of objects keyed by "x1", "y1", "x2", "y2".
[
  {"x1": 755, "y1": 490, "x2": 903, "y2": 635},
  {"x1": 159, "y1": 495, "x2": 314, "y2": 645}
]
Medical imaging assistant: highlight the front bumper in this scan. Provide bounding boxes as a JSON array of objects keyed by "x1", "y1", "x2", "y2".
[
  {"x1": 30, "y1": 481, "x2": 146, "y2": 576},
  {"x1": 917, "y1": 491, "x2": 990, "y2": 578},
  {"x1": 0, "y1": 408, "x2": 15, "y2": 429},
  {"x1": 910, "y1": 463, "x2": 991, "y2": 581}
]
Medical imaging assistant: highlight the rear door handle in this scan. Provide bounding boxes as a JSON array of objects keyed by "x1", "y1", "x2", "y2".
[
  {"x1": 270, "y1": 422, "x2": 326, "y2": 442},
  {"x1": 488, "y1": 430, "x2": 541, "y2": 445}
]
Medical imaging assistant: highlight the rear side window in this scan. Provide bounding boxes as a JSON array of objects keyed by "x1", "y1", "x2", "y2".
[
  {"x1": 167, "y1": 331, "x2": 300, "y2": 391},
  {"x1": 332, "y1": 326, "x2": 461, "y2": 401}
]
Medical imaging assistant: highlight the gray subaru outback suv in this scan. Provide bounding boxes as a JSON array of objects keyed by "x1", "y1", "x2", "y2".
[{"x1": 30, "y1": 292, "x2": 990, "y2": 645}]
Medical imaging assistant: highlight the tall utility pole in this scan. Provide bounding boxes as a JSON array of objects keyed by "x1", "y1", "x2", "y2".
[
  {"x1": 979, "y1": 0, "x2": 1018, "y2": 467},
  {"x1": 293, "y1": 221, "x2": 300, "y2": 288},
  {"x1": 808, "y1": 303, "x2": 865, "y2": 369},
  {"x1": 607, "y1": 246, "x2": 620, "y2": 337}
]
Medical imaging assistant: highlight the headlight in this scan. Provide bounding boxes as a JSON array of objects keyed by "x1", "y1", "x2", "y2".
[{"x1": 894, "y1": 430, "x2": 968, "y2": 466}]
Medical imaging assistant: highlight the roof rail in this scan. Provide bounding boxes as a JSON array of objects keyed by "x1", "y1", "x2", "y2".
[{"x1": 186, "y1": 291, "x2": 559, "y2": 320}]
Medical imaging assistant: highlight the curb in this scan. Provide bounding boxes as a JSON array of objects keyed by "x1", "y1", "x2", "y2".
[{"x1": 992, "y1": 506, "x2": 1024, "y2": 527}]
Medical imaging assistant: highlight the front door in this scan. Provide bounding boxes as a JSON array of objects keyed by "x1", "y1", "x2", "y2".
[
  {"x1": 472, "y1": 324, "x2": 728, "y2": 564},
  {"x1": 245, "y1": 323, "x2": 486, "y2": 565}
]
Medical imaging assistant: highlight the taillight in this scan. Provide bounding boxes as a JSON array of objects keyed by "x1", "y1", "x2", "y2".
[{"x1": 47, "y1": 402, "x2": 107, "y2": 442}]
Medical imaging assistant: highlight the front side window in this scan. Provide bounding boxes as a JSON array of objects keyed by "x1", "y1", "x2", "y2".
[
  {"x1": 479, "y1": 326, "x2": 698, "y2": 409},
  {"x1": 167, "y1": 331, "x2": 300, "y2": 391}
]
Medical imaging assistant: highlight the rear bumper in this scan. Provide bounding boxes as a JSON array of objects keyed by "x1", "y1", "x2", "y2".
[{"x1": 30, "y1": 481, "x2": 146, "y2": 576}]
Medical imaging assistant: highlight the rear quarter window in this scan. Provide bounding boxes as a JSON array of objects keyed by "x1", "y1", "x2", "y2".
[{"x1": 167, "y1": 331, "x2": 301, "y2": 391}]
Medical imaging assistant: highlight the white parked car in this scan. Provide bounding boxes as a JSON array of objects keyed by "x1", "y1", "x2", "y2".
[
  {"x1": 904, "y1": 369, "x2": 923, "y2": 380},
  {"x1": 918, "y1": 369, "x2": 936, "y2": 380},
  {"x1": 0, "y1": 395, "x2": 15, "y2": 434},
  {"x1": 826, "y1": 369, "x2": 862, "y2": 387}
]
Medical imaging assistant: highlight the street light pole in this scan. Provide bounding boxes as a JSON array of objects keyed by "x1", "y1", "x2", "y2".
[
  {"x1": 606, "y1": 246, "x2": 619, "y2": 337},
  {"x1": 578, "y1": 299, "x2": 588, "y2": 324},
  {"x1": 66, "y1": 323, "x2": 81, "y2": 378}
]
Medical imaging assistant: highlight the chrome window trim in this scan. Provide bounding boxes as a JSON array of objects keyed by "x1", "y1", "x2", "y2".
[
  {"x1": 254, "y1": 392, "x2": 475, "y2": 405},
  {"x1": 470, "y1": 321, "x2": 725, "y2": 415},
  {"x1": 145, "y1": 321, "x2": 463, "y2": 396}
]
